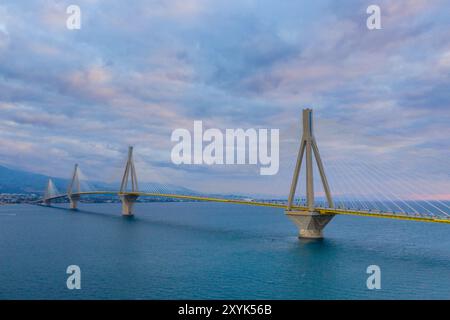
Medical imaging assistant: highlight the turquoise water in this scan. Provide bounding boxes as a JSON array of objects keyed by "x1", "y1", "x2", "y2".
[{"x1": 0, "y1": 203, "x2": 449, "y2": 299}]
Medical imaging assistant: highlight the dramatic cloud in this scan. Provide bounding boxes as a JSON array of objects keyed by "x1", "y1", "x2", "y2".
[{"x1": 0, "y1": 0, "x2": 449, "y2": 199}]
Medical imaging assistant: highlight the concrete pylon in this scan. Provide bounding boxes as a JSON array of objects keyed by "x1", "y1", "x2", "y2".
[
  {"x1": 43, "y1": 179, "x2": 53, "y2": 206},
  {"x1": 120, "y1": 194, "x2": 139, "y2": 216},
  {"x1": 67, "y1": 164, "x2": 80, "y2": 210},
  {"x1": 286, "y1": 109, "x2": 334, "y2": 239},
  {"x1": 119, "y1": 146, "x2": 139, "y2": 216}
]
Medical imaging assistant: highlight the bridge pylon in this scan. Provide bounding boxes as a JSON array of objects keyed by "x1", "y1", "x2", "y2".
[
  {"x1": 119, "y1": 146, "x2": 139, "y2": 216},
  {"x1": 67, "y1": 164, "x2": 81, "y2": 210},
  {"x1": 286, "y1": 108, "x2": 334, "y2": 239},
  {"x1": 43, "y1": 179, "x2": 53, "y2": 206}
]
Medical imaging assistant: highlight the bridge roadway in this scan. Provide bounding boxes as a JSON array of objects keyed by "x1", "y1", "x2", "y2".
[{"x1": 40, "y1": 191, "x2": 450, "y2": 225}]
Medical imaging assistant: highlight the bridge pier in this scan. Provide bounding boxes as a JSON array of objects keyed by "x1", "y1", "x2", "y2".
[
  {"x1": 120, "y1": 194, "x2": 139, "y2": 216},
  {"x1": 285, "y1": 210, "x2": 334, "y2": 239},
  {"x1": 68, "y1": 194, "x2": 80, "y2": 210},
  {"x1": 286, "y1": 109, "x2": 335, "y2": 239},
  {"x1": 119, "y1": 146, "x2": 139, "y2": 216}
]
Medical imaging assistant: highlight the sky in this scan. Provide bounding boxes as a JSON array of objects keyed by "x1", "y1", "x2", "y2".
[{"x1": 0, "y1": 0, "x2": 449, "y2": 199}]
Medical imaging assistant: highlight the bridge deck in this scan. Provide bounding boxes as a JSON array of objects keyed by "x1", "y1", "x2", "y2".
[{"x1": 40, "y1": 191, "x2": 450, "y2": 224}]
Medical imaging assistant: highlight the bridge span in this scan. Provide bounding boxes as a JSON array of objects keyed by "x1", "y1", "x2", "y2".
[
  {"x1": 38, "y1": 109, "x2": 450, "y2": 238},
  {"x1": 40, "y1": 191, "x2": 450, "y2": 225}
]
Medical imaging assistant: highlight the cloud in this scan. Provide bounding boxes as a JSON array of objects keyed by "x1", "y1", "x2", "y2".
[{"x1": 0, "y1": 0, "x2": 449, "y2": 199}]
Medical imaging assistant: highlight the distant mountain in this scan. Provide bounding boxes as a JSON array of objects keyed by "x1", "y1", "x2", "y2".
[
  {"x1": 0, "y1": 165, "x2": 67, "y2": 194},
  {"x1": 0, "y1": 165, "x2": 199, "y2": 196}
]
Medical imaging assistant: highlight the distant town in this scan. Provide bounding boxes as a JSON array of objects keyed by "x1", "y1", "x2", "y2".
[
  {"x1": 0, "y1": 193, "x2": 201, "y2": 205},
  {"x1": 0, "y1": 193, "x2": 40, "y2": 204},
  {"x1": 0, "y1": 192, "x2": 289, "y2": 206}
]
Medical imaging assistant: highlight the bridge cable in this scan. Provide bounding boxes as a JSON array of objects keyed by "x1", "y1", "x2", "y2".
[
  {"x1": 334, "y1": 163, "x2": 394, "y2": 212},
  {"x1": 372, "y1": 161, "x2": 450, "y2": 213},
  {"x1": 366, "y1": 163, "x2": 449, "y2": 217},
  {"x1": 332, "y1": 160, "x2": 388, "y2": 212},
  {"x1": 327, "y1": 162, "x2": 365, "y2": 210}
]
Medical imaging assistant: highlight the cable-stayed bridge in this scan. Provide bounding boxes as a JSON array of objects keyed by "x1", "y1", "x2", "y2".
[{"x1": 37, "y1": 109, "x2": 450, "y2": 238}]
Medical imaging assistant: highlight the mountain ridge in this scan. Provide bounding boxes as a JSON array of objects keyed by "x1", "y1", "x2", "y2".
[
  {"x1": 0, "y1": 165, "x2": 200, "y2": 196},
  {"x1": 0, "y1": 165, "x2": 68, "y2": 194}
]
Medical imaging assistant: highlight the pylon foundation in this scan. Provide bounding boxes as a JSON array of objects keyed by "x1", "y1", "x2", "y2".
[
  {"x1": 120, "y1": 194, "x2": 138, "y2": 216},
  {"x1": 68, "y1": 195, "x2": 80, "y2": 210},
  {"x1": 285, "y1": 210, "x2": 334, "y2": 239}
]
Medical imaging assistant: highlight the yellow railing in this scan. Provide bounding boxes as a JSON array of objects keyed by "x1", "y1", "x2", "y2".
[{"x1": 42, "y1": 191, "x2": 450, "y2": 224}]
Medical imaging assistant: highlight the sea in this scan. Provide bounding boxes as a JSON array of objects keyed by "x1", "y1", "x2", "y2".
[{"x1": 0, "y1": 202, "x2": 449, "y2": 299}]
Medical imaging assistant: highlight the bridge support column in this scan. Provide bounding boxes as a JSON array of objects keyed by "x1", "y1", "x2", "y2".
[
  {"x1": 120, "y1": 194, "x2": 139, "y2": 216},
  {"x1": 67, "y1": 164, "x2": 81, "y2": 210},
  {"x1": 119, "y1": 146, "x2": 139, "y2": 216},
  {"x1": 68, "y1": 194, "x2": 80, "y2": 210},
  {"x1": 286, "y1": 210, "x2": 334, "y2": 239},
  {"x1": 286, "y1": 109, "x2": 335, "y2": 239},
  {"x1": 43, "y1": 178, "x2": 55, "y2": 206}
]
